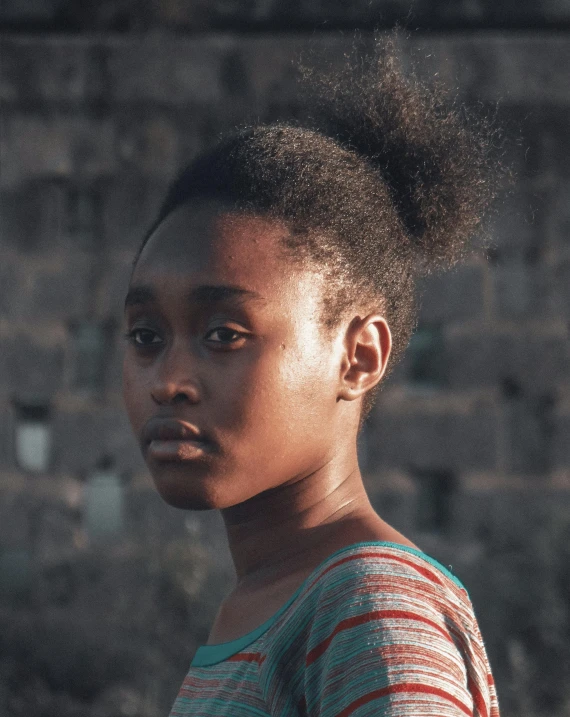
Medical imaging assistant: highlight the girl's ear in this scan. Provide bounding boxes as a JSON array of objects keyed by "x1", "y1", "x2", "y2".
[{"x1": 337, "y1": 314, "x2": 392, "y2": 402}]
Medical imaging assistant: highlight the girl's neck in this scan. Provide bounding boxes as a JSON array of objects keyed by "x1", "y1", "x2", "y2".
[{"x1": 220, "y1": 460, "x2": 400, "y2": 594}]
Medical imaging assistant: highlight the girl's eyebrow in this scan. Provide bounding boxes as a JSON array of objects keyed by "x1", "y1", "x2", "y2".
[{"x1": 124, "y1": 284, "x2": 265, "y2": 312}]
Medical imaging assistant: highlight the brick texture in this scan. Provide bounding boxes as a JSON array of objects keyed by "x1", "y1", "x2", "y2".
[
  {"x1": 2, "y1": 1, "x2": 570, "y2": 31},
  {"x1": 0, "y1": 31, "x2": 569, "y2": 717}
]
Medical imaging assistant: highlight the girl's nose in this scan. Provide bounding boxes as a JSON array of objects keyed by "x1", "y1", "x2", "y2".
[
  {"x1": 151, "y1": 385, "x2": 199, "y2": 406},
  {"x1": 150, "y1": 345, "x2": 201, "y2": 407}
]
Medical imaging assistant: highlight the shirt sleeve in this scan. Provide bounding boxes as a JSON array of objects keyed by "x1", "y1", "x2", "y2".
[{"x1": 301, "y1": 562, "x2": 494, "y2": 717}]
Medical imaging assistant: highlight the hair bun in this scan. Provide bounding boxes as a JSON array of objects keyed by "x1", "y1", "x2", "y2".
[{"x1": 299, "y1": 32, "x2": 507, "y2": 271}]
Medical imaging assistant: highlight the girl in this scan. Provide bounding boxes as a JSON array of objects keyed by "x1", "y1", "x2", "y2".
[{"x1": 122, "y1": 35, "x2": 502, "y2": 717}]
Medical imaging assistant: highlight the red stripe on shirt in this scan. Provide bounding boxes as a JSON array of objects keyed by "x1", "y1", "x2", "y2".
[
  {"x1": 311, "y1": 551, "x2": 444, "y2": 590},
  {"x1": 227, "y1": 652, "x2": 266, "y2": 665},
  {"x1": 468, "y1": 672, "x2": 489, "y2": 717},
  {"x1": 306, "y1": 608, "x2": 453, "y2": 666},
  {"x1": 335, "y1": 682, "x2": 473, "y2": 717}
]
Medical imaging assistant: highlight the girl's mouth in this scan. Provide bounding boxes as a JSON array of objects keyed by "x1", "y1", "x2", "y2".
[
  {"x1": 147, "y1": 438, "x2": 210, "y2": 462},
  {"x1": 141, "y1": 418, "x2": 213, "y2": 461}
]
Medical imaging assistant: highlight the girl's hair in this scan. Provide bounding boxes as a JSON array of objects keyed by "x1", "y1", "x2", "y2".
[{"x1": 133, "y1": 33, "x2": 506, "y2": 426}]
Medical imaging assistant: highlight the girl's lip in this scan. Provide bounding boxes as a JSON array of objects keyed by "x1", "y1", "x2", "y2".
[
  {"x1": 147, "y1": 438, "x2": 210, "y2": 462},
  {"x1": 141, "y1": 417, "x2": 208, "y2": 446}
]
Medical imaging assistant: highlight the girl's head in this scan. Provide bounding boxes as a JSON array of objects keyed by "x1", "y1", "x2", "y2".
[{"x1": 122, "y1": 36, "x2": 502, "y2": 512}]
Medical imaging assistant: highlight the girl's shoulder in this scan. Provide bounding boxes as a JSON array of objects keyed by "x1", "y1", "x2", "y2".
[
  {"x1": 284, "y1": 540, "x2": 470, "y2": 612},
  {"x1": 191, "y1": 541, "x2": 473, "y2": 668},
  {"x1": 263, "y1": 539, "x2": 478, "y2": 659},
  {"x1": 260, "y1": 542, "x2": 499, "y2": 717}
]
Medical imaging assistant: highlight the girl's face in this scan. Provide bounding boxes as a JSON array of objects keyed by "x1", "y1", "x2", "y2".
[{"x1": 122, "y1": 201, "x2": 352, "y2": 511}]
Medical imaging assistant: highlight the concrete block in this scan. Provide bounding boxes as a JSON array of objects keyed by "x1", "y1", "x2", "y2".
[
  {"x1": 368, "y1": 488, "x2": 418, "y2": 536},
  {"x1": 104, "y1": 330, "x2": 128, "y2": 397},
  {"x1": 446, "y1": 332, "x2": 496, "y2": 388},
  {"x1": 101, "y1": 175, "x2": 165, "y2": 254},
  {"x1": 0, "y1": 184, "x2": 44, "y2": 251},
  {"x1": 504, "y1": 394, "x2": 555, "y2": 475},
  {"x1": 552, "y1": 414, "x2": 570, "y2": 469},
  {"x1": 115, "y1": 111, "x2": 180, "y2": 179},
  {"x1": 124, "y1": 489, "x2": 185, "y2": 541},
  {"x1": 494, "y1": 262, "x2": 532, "y2": 318},
  {"x1": 0, "y1": 37, "x2": 105, "y2": 105},
  {"x1": 417, "y1": 264, "x2": 485, "y2": 324},
  {"x1": 0, "y1": 0, "x2": 58, "y2": 24},
  {"x1": 370, "y1": 406, "x2": 499, "y2": 472},
  {"x1": 547, "y1": 182, "x2": 570, "y2": 257},
  {"x1": 96, "y1": 254, "x2": 133, "y2": 319},
  {"x1": 413, "y1": 36, "x2": 570, "y2": 105},
  {"x1": 412, "y1": 467, "x2": 457, "y2": 535},
  {"x1": 1, "y1": 180, "x2": 105, "y2": 254},
  {"x1": 491, "y1": 262, "x2": 559, "y2": 320},
  {"x1": 0, "y1": 250, "x2": 21, "y2": 316},
  {"x1": 493, "y1": 334, "x2": 569, "y2": 394},
  {"x1": 100, "y1": 407, "x2": 146, "y2": 476},
  {"x1": 106, "y1": 37, "x2": 232, "y2": 104},
  {"x1": 0, "y1": 491, "x2": 31, "y2": 545},
  {"x1": 34, "y1": 180, "x2": 70, "y2": 251},
  {"x1": 451, "y1": 489, "x2": 495, "y2": 543},
  {"x1": 555, "y1": 258, "x2": 570, "y2": 317},
  {"x1": 46, "y1": 404, "x2": 143, "y2": 477},
  {"x1": 4, "y1": 2, "x2": 570, "y2": 32},
  {"x1": 0, "y1": 114, "x2": 116, "y2": 189},
  {"x1": 241, "y1": 36, "x2": 307, "y2": 103},
  {"x1": 485, "y1": 191, "x2": 538, "y2": 262},
  {"x1": 27, "y1": 258, "x2": 94, "y2": 323},
  {"x1": 448, "y1": 331, "x2": 568, "y2": 391},
  {"x1": 405, "y1": 325, "x2": 447, "y2": 388},
  {"x1": 52, "y1": 410, "x2": 106, "y2": 474},
  {"x1": 3, "y1": 334, "x2": 65, "y2": 397},
  {"x1": 1, "y1": 250, "x2": 96, "y2": 324},
  {"x1": 524, "y1": 106, "x2": 570, "y2": 183},
  {"x1": 35, "y1": 501, "x2": 81, "y2": 564},
  {"x1": 68, "y1": 319, "x2": 117, "y2": 394},
  {"x1": 0, "y1": 400, "x2": 16, "y2": 470}
]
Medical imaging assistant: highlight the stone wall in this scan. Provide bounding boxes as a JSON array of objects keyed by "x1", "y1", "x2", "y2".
[
  {"x1": 2, "y1": 0, "x2": 570, "y2": 31},
  {"x1": 0, "y1": 31, "x2": 569, "y2": 717}
]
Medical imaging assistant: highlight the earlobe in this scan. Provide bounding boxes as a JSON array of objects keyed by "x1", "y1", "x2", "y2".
[{"x1": 338, "y1": 315, "x2": 391, "y2": 402}]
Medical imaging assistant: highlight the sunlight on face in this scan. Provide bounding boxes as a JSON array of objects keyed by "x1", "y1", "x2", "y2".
[{"x1": 122, "y1": 201, "x2": 347, "y2": 511}]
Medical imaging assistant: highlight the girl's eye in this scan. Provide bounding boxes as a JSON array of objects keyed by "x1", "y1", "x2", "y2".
[
  {"x1": 123, "y1": 328, "x2": 162, "y2": 347},
  {"x1": 205, "y1": 327, "x2": 245, "y2": 345}
]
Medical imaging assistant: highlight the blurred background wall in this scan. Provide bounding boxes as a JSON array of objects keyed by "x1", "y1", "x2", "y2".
[{"x1": 0, "y1": 2, "x2": 569, "y2": 717}]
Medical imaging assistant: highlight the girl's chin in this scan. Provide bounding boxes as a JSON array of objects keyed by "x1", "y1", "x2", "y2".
[
  {"x1": 158, "y1": 491, "x2": 219, "y2": 511},
  {"x1": 152, "y1": 479, "x2": 221, "y2": 511},
  {"x1": 150, "y1": 468, "x2": 233, "y2": 511}
]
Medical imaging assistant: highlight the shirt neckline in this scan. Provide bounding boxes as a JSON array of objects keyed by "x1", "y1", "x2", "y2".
[{"x1": 191, "y1": 540, "x2": 468, "y2": 667}]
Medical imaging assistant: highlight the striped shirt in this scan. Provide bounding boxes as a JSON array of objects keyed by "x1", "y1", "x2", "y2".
[{"x1": 169, "y1": 541, "x2": 500, "y2": 716}]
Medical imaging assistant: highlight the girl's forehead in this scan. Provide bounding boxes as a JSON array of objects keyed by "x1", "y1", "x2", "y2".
[
  {"x1": 132, "y1": 202, "x2": 323, "y2": 303},
  {"x1": 139, "y1": 203, "x2": 286, "y2": 266}
]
